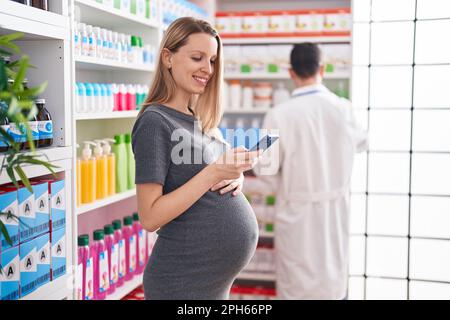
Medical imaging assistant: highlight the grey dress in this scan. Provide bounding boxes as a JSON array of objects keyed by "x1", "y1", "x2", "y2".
[{"x1": 131, "y1": 104, "x2": 259, "y2": 300}]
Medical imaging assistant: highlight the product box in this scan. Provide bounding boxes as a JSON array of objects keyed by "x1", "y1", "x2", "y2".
[
  {"x1": 0, "y1": 245, "x2": 20, "y2": 300},
  {"x1": 36, "y1": 179, "x2": 65, "y2": 231},
  {"x1": 1, "y1": 184, "x2": 36, "y2": 243},
  {"x1": 51, "y1": 226, "x2": 66, "y2": 280},
  {"x1": 0, "y1": 189, "x2": 19, "y2": 251},
  {"x1": 35, "y1": 233, "x2": 51, "y2": 289},
  {"x1": 295, "y1": 10, "x2": 324, "y2": 33},
  {"x1": 30, "y1": 182, "x2": 50, "y2": 238},
  {"x1": 323, "y1": 9, "x2": 352, "y2": 33},
  {"x1": 19, "y1": 237, "x2": 37, "y2": 297}
]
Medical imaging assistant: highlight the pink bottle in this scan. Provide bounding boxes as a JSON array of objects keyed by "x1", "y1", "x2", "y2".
[
  {"x1": 77, "y1": 235, "x2": 90, "y2": 300},
  {"x1": 112, "y1": 219, "x2": 125, "y2": 288},
  {"x1": 126, "y1": 85, "x2": 136, "y2": 110},
  {"x1": 112, "y1": 84, "x2": 120, "y2": 111},
  {"x1": 132, "y1": 212, "x2": 146, "y2": 274},
  {"x1": 104, "y1": 224, "x2": 117, "y2": 295},
  {"x1": 91, "y1": 229, "x2": 110, "y2": 300},
  {"x1": 123, "y1": 216, "x2": 136, "y2": 281},
  {"x1": 118, "y1": 84, "x2": 127, "y2": 111}
]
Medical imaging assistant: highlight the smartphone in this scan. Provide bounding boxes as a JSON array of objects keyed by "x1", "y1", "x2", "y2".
[{"x1": 249, "y1": 134, "x2": 279, "y2": 152}]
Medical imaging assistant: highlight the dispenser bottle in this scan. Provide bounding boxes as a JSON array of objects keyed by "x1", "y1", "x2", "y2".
[
  {"x1": 123, "y1": 216, "x2": 136, "y2": 281},
  {"x1": 102, "y1": 139, "x2": 116, "y2": 196},
  {"x1": 112, "y1": 219, "x2": 125, "y2": 288},
  {"x1": 93, "y1": 140, "x2": 108, "y2": 200},
  {"x1": 124, "y1": 133, "x2": 135, "y2": 190},
  {"x1": 112, "y1": 134, "x2": 128, "y2": 193},
  {"x1": 91, "y1": 229, "x2": 109, "y2": 300},
  {"x1": 80, "y1": 141, "x2": 97, "y2": 204},
  {"x1": 104, "y1": 224, "x2": 117, "y2": 295},
  {"x1": 132, "y1": 212, "x2": 145, "y2": 274},
  {"x1": 76, "y1": 144, "x2": 81, "y2": 207}
]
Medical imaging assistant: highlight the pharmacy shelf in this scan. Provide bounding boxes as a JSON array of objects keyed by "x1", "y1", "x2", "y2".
[
  {"x1": 75, "y1": 56, "x2": 155, "y2": 73},
  {"x1": 222, "y1": 36, "x2": 351, "y2": 45},
  {"x1": 236, "y1": 271, "x2": 276, "y2": 282},
  {"x1": 0, "y1": 0, "x2": 69, "y2": 40},
  {"x1": 75, "y1": 110, "x2": 139, "y2": 120},
  {"x1": 77, "y1": 188, "x2": 137, "y2": 215},
  {"x1": 20, "y1": 274, "x2": 71, "y2": 300},
  {"x1": 74, "y1": 0, "x2": 159, "y2": 30},
  {"x1": 224, "y1": 72, "x2": 351, "y2": 80},
  {"x1": 259, "y1": 231, "x2": 274, "y2": 238},
  {"x1": 224, "y1": 108, "x2": 271, "y2": 114},
  {"x1": 106, "y1": 273, "x2": 143, "y2": 300},
  {"x1": 0, "y1": 147, "x2": 73, "y2": 185}
]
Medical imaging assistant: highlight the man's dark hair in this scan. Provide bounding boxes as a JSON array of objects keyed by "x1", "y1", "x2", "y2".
[{"x1": 290, "y1": 43, "x2": 322, "y2": 79}]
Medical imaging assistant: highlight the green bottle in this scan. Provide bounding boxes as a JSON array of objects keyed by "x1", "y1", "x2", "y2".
[
  {"x1": 124, "y1": 133, "x2": 135, "y2": 190},
  {"x1": 131, "y1": 0, "x2": 137, "y2": 15},
  {"x1": 112, "y1": 134, "x2": 128, "y2": 193},
  {"x1": 114, "y1": 0, "x2": 121, "y2": 9}
]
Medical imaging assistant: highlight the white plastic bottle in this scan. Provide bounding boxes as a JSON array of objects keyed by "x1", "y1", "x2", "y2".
[
  {"x1": 108, "y1": 30, "x2": 114, "y2": 61},
  {"x1": 86, "y1": 25, "x2": 97, "y2": 58},
  {"x1": 74, "y1": 22, "x2": 81, "y2": 56},
  {"x1": 77, "y1": 83, "x2": 87, "y2": 113},
  {"x1": 119, "y1": 34, "x2": 127, "y2": 63},
  {"x1": 242, "y1": 82, "x2": 254, "y2": 109},
  {"x1": 102, "y1": 28, "x2": 109, "y2": 60},
  {"x1": 84, "y1": 83, "x2": 94, "y2": 113},
  {"x1": 79, "y1": 23, "x2": 89, "y2": 56},
  {"x1": 93, "y1": 27, "x2": 103, "y2": 59},
  {"x1": 113, "y1": 32, "x2": 120, "y2": 61},
  {"x1": 106, "y1": 84, "x2": 114, "y2": 112},
  {"x1": 126, "y1": 35, "x2": 133, "y2": 64},
  {"x1": 273, "y1": 82, "x2": 290, "y2": 106},
  {"x1": 229, "y1": 80, "x2": 241, "y2": 110}
]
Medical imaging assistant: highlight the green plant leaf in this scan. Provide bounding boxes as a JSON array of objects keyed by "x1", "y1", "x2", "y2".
[
  {"x1": 12, "y1": 55, "x2": 30, "y2": 92},
  {"x1": 14, "y1": 165, "x2": 32, "y2": 192},
  {"x1": 0, "y1": 32, "x2": 24, "y2": 44},
  {"x1": 0, "y1": 219, "x2": 12, "y2": 247},
  {"x1": 17, "y1": 82, "x2": 48, "y2": 99},
  {"x1": 0, "y1": 91, "x2": 12, "y2": 100},
  {"x1": 6, "y1": 166, "x2": 19, "y2": 189}
]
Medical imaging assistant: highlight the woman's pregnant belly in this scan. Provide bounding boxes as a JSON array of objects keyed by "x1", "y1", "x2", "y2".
[{"x1": 153, "y1": 191, "x2": 259, "y2": 280}]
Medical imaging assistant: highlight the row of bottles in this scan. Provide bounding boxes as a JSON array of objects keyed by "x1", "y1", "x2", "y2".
[
  {"x1": 74, "y1": 21, "x2": 155, "y2": 66},
  {"x1": 76, "y1": 134, "x2": 135, "y2": 206},
  {"x1": 74, "y1": 82, "x2": 149, "y2": 114},
  {"x1": 77, "y1": 213, "x2": 155, "y2": 300},
  {"x1": 0, "y1": 65, "x2": 53, "y2": 152}
]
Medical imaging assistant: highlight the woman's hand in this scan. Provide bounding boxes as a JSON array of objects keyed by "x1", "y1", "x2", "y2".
[
  {"x1": 208, "y1": 147, "x2": 260, "y2": 184},
  {"x1": 210, "y1": 173, "x2": 244, "y2": 197}
]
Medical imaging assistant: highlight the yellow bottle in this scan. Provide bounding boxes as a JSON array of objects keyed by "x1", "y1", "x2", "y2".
[
  {"x1": 94, "y1": 140, "x2": 108, "y2": 200},
  {"x1": 76, "y1": 144, "x2": 81, "y2": 207},
  {"x1": 102, "y1": 139, "x2": 116, "y2": 197},
  {"x1": 80, "y1": 141, "x2": 97, "y2": 204}
]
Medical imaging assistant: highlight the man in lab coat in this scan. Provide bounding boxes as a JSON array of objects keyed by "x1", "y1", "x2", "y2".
[{"x1": 253, "y1": 43, "x2": 368, "y2": 300}]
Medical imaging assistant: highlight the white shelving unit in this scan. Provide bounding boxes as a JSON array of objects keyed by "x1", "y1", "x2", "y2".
[
  {"x1": 224, "y1": 72, "x2": 351, "y2": 80},
  {"x1": 222, "y1": 36, "x2": 351, "y2": 45},
  {"x1": 106, "y1": 273, "x2": 143, "y2": 300},
  {"x1": 75, "y1": 56, "x2": 155, "y2": 73},
  {"x1": 75, "y1": 110, "x2": 139, "y2": 120},
  {"x1": 77, "y1": 189, "x2": 136, "y2": 215},
  {"x1": 1, "y1": 0, "x2": 74, "y2": 301}
]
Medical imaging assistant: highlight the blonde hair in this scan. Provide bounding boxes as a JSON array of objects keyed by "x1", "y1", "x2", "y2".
[{"x1": 139, "y1": 17, "x2": 223, "y2": 134}]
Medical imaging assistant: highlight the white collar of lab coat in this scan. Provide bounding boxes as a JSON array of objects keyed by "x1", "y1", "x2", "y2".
[{"x1": 291, "y1": 83, "x2": 328, "y2": 97}]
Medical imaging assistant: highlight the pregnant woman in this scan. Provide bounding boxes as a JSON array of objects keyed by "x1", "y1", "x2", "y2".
[{"x1": 132, "y1": 17, "x2": 260, "y2": 299}]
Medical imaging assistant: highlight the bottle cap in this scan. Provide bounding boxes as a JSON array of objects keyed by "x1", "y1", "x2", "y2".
[
  {"x1": 93, "y1": 229, "x2": 104, "y2": 241},
  {"x1": 35, "y1": 99, "x2": 46, "y2": 105},
  {"x1": 104, "y1": 224, "x2": 114, "y2": 235},
  {"x1": 112, "y1": 219, "x2": 122, "y2": 230},
  {"x1": 132, "y1": 212, "x2": 139, "y2": 221},
  {"x1": 123, "y1": 216, "x2": 133, "y2": 226},
  {"x1": 114, "y1": 134, "x2": 124, "y2": 144},
  {"x1": 266, "y1": 195, "x2": 276, "y2": 206},
  {"x1": 101, "y1": 138, "x2": 115, "y2": 155},
  {"x1": 78, "y1": 234, "x2": 89, "y2": 246},
  {"x1": 124, "y1": 133, "x2": 131, "y2": 143},
  {"x1": 131, "y1": 35, "x2": 139, "y2": 47}
]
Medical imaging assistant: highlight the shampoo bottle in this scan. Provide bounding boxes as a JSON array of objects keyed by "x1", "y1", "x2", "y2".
[
  {"x1": 123, "y1": 216, "x2": 136, "y2": 281},
  {"x1": 102, "y1": 139, "x2": 116, "y2": 197},
  {"x1": 132, "y1": 212, "x2": 145, "y2": 274},
  {"x1": 124, "y1": 133, "x2": 135, "y2": 190},
  {"x1": 91, "y1": 229, "x2": 109, "y2": 300},
  {"x1": 104, "y1": 224, "x2": 117, "y2": 295},
  {"x1": 112, "y1": 219, "x2": 125, "y2": 288},
  {"x1": 80, "y1": 141, "x2": 97, "y2": 204},
  {"x1": 112, "y1": 134, "x2": 128, "y2": 193},
  {"x1": 93, "y1": 140, "x2": 108, "y2": 200}
]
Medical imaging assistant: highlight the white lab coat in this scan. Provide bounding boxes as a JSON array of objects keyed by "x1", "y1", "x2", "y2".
[{"x1": 253, "y1": 83, "x2": 368, "y2": 300}]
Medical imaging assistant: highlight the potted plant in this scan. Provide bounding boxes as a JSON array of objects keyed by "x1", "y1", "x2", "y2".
[{"x1": 0, "y1": 32, "x2": 57, "y2": 249}]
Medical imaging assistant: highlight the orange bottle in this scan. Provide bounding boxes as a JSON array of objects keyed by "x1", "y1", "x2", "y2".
[{"x1": 81, "y1": 141, "x2": 96, "y2": 204}]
